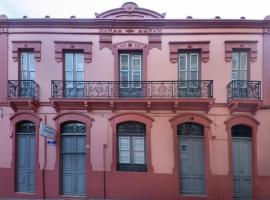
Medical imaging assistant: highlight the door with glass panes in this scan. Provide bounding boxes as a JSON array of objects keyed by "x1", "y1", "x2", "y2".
[
  {"x1": 16, "y1": 122, "x2": 36, "y2": 193},
  {"x1": 178, "y1": 52, "x2": 200, "y2": 97},
  {"x1": 20, "y1": 52, "x2": 35, "y2": 97},
  {"x1": 64, "y1": 53, "x2": 84, "y2": 97},
  {"x1": 119, "y1": 53, "x2": 142, "y2": 97},
  {"x1": 232, "y1": 125, "x2": 252, "y2": 200},
  {"x1": 178, "y1": 123, "x2": 205, "y2": 195},
  {"x1": 231, "y1": 51, "x2": 249, "y2": 98},
  {"x1": 61, "y1": 122, "x2": 86, "y2": 196}
]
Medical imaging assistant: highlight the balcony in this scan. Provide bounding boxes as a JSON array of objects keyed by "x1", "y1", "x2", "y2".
[
  {"x1": 8, "y1": 80, "x2": 39, "y2": 112},
  {"x1": 227, "y1": 80, "x2": 262, "y2": 114},
  {"x1": 50, "y1": 80, "x2": 214, "y2": 112}
]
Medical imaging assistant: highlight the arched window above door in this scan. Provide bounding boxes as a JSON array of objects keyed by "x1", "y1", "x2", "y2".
[
  {"x1": 17, "y1": 121, "x2": 36, "y2": 133},
  {"x1": 231, "y1": 125, "x2": 252, "y2": 138},
  {"x1": 61, "y1": 122, "x2": 86, "y2": 134},
  {"x1": 117, "y1": 121, "x2": 146, "y2": 135},
  {"x1": 177, "y1": 122, "x2": 204, "y2": 136}
]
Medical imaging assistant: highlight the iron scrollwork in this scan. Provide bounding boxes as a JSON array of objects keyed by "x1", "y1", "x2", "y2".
[
  {"x1": 51, "y1": 80, "x2": 213, "y2": 99},
  {"x1": 227, "y1": 80, "x2": 261, "y2": 100},
  {"x1": 8, "y1": 80, "x2": 39, "y2": 101}
]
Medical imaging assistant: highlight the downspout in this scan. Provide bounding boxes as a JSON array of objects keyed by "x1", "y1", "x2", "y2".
[
  {"x1": 42, "y1": 115, "x2": 47, "y2": 199},
  {"x1": 103, "y1": 115, "x2": 110, "y2": 199},
  {"x1": 103, "y1": 144, "x2": 107, "y2": 199}
]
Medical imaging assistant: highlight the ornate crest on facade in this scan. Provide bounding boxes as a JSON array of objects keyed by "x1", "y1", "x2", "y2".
[{"x1": 95, "y1": 2, "x2": 165, "y2": 19}]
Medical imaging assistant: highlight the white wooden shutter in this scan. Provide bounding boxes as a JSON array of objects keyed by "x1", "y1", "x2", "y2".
[
  {"x1": 190, "y1": 53, "x2": 199, "y2": 80},
  {"x1": 75, "y1": 53, "x2": 84, "y2": 81},
  {"x1": 120, "y1": 54, "x2": 129, "y2": 88},
  {"x1": 131, "y1": 54, "x2": 142, "y2": 88},
  {"x1": 65, "y1": 53, "x2": 74, "y2": 81},
  {"x1": 133, "y1": 137, "x2": 145, "y2": 164},
  {"x1": 239, "y1": 52, "x2": 248, "y2": 81},
  {"x1": 231, "y1": 52, "x2": 238, "y2": 81},
  {"x1": 179, "y1": 54, "x2": 187, "y2": 88},
  {"x1": 21, "y1": 52, "x2": 35, "y2": 81},
  {"x1": 119, "y1": 136, "x2": 130, "y2": 163}
]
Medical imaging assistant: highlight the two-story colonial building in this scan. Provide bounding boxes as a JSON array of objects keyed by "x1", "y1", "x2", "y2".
[{"x1": 0, "y1": 2, "x2": 270, "y2": 200}]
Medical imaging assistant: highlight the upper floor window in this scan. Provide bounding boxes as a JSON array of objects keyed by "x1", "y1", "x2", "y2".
[
  {"x1": 178, "y1": 52, "x2": 201, "y2": 97},
  {"x1": 119, "y1": 52, "x2": 143, "y2": 97},
  {"x1": 228, "y1": 50, "x2": 261, "y2": 100},
  {"x1": 64, "y1": 52, "x2": 84, "y2": 97},
  {"x1": 20, "y1": 52, "x2": 35, "y2": 81},
  {"x1": 120, "y1": 52, "x2": 142, "y2": 86},
  {"x1": 64, "y1": 52, "x2": 84, "y2": 81},
  {"x1": 18, "y1": 52, "x2": 37, "y2": 98},
  {"x1": 231, "y1": 51, "x2": 248, "y2": 81},
  {"x1": 117, "y1": 121, "x2": 147, "y2": 172},
  {"x1": 178, "y1": 52, "x2": 200, "y2": 82}
]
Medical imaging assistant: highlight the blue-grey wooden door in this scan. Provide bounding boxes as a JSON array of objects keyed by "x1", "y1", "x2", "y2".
[
  {"x1": 232, "y1": 137, "x2": 252, "y2": 200},
  {"x1": 16, "y1": 131, "x2": 35, "y2": 192},
  {"x1": 61, "y1": 123, "x2": 86, "y2": 196},
  {"x1": 179, "y1": 136, "x2": 205, "y2": 195}
]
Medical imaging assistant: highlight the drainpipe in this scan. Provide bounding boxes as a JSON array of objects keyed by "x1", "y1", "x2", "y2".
[
  {"x1": 42, "y1": 115, "x2": 48, "y2": 198},
  {"x1": 43, "y1": 137, "x2": 47, "y2": 198},
  {"x1": 103, "y1": 144, "x2": 107, "y2": 199},
  {"x1": 103, "y1": 115, "x2": 110, "y2": 199}
]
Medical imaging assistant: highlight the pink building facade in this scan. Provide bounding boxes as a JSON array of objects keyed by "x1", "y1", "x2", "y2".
[{"x1": 0, "y1": 2, "x2": 270, "y2": 200}]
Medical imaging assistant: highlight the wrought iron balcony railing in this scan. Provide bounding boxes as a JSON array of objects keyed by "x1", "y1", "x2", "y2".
[
  {"x1": 8, "y1": 80, "x2": 39, "y2": 101},
  {"x1": 51, "y1": 80, "x2": 213, "y2": 98},
  {"x1": 227, "y1": 80, "x2": 261, "y2": 101}
]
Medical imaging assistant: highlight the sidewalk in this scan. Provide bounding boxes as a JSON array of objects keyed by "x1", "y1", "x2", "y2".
[{"x1": 0, "y1": 199, "x2": 131, "y2": 200}]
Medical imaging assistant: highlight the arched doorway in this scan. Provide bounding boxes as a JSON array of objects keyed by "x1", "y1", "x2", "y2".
[
  {"x1": 231, "y1": 125, "x2": 252, "y2": 199},
  {"x1": 177, "y1": 122, "x2": 205, "y2": 195},
  {"x1": 60, "y1": 122, "x2": 86, "y2": 196},
  {"x1": 16, "y1": 121, "x2": 36, "y2": 193}
]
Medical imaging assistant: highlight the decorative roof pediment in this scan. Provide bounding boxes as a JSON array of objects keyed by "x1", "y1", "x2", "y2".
[{"x1": 95, "y1": 2, "x2": 165, "y2": 19}]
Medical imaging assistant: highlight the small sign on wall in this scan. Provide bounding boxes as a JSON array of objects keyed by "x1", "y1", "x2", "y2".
[
  {"x1": 47, "y1": 140, "x2": 56, "y2": 146},
  {"x1": 40, "y1": 122, "x2": 56, "y2": 139}
]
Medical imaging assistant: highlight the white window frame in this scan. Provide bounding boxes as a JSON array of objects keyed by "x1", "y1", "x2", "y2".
[
  {"x1": 232, "y1": 52, "x2": 239, "y2": 81},
  {"x1": 189, "y1": 53, "x2": 199, "y2": 88},
  {"x1": 179, "y1": 54, "x2": 188, "y2": 88},
  {"x1": 132, "y1": 136, "x2": 145, "y2": 164},
  {"x1": 20, "y1": 52, "x2": 35, "y2": 81},
  {"x1": 189, "y1": 53, "x2": 199, "y2": 80},
  {"x1": 231, "y1": 51, "x2": 248, "y2": 81},
  {"x1": 64, "y1": 52, "x2": 85, "y2": 81},
  {"x1": 239, "y1": 52, "x2": 248, "y2": 81},
  {"x1": 64, "y1": 52, "x2": 85, "y2": 93},
  {"x1": 118, "y1": 136, "x2": 131, "y2": 164},
  {"x1": 131, "y1": 55, "x2": 142, "y2": 88},
  {"x1": 118, "y1": 135, "x2": 146, "y2": 165},
  {"x1": 65, "y1": 53, "x2": 74, "y2": 82},
  {"x1": 120, "y1": 54, "x2": 130, "y2": 88}
]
